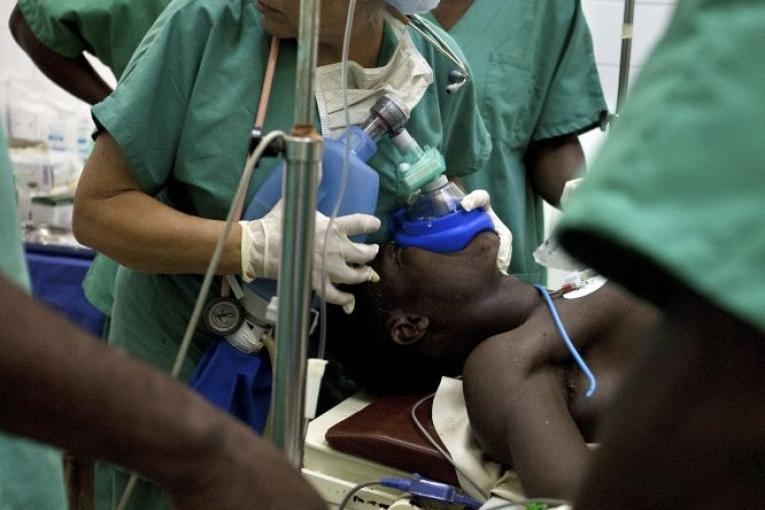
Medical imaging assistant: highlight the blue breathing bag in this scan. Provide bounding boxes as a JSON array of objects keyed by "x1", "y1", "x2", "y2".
[{"x1": 245, "y1": 126, "x2": 380, "y2": 220}]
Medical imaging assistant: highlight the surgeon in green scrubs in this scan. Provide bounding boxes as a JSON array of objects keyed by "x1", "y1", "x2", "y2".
[
  {"x1": 72, "y1": 0, "x2": 491, "y2": 507},
  {"x1": 10, "y1": 0, "x2": 174, "y2": 326},
  {"x1": 429, "y1": 0, "x2": 607, "y2": 284},
  {"x1": 555, "y1": 0, "x2": 765, "y2": 507},
  {"x1": 0, "y1": 127, "x2": 68, "y2": 510}
]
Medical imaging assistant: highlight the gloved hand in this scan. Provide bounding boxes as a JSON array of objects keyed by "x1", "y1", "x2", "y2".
[
  {"x1": 240, "y1": 200, "x2": 381, "y2": 313},
  {"x1": 461, "y1": 189, "x2": 512, "y2": 274}
]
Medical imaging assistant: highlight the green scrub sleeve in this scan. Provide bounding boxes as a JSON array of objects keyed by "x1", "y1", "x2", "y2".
[
  {"x1": 1, "y1": 130, "x2": 67, "y2": 510},
  {"x1": 0, "y1": 129, "x2": 31, "y2": 291},
  {"x1": 532, "y1": 2, "x2": 608, "y2": 141},
  {"x1": 16, "y1": 0, "x2": 173, "y2": 78},
  {"x1": 0, "y1": 435, "x2": 67, "y2": 510},
  {"x1": 429, "y1": 22, "x2": 493, "y2": 178},
  {"x1": 16, "y1": 0, "x2": 89, "y2": 58},
  {"x1": 91, "y1": 0, "x2": 201, "y2": 197}
]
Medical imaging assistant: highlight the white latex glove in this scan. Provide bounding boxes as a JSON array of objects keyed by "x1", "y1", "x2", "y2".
[
  {"x1": 461, "y1": 189, "x2": 512, "y2": 274},
  {"x1": 240, "y1": 201, "x2": 381, "y2": 313}
]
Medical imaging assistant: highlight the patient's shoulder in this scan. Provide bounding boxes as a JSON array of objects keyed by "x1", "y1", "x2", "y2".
[{"x1": 464, "y1": 325, "x2": 547, "y2": 383}]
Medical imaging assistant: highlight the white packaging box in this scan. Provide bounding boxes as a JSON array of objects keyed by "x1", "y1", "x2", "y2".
[
  {"x1": 10, "y1": 149, "x2": 81, "y2": 193},
  {"x1": 30, "y1": 195, "x2": 74, "y2": 230}
]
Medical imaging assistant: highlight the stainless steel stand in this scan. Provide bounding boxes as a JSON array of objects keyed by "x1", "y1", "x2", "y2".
[
  {"x1": 615, "y1": 0, "x2": 636, "y2": 117},
  {"x1": 271, "y1": 0, "x2": 323, "y2": 466}
]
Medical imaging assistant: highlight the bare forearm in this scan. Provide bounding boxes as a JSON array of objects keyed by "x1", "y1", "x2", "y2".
[
  {"x1": 525, "y1": 134, "x2": 585, "y2": 207},
  {"x1": 0, "y1": 276, "x2": 235, "y2": 487},
  {"x1": 74, "y1": 190, "x2": 241, "y2": 274},
  {"x1": 9, "y1": 6, "x2": 111, "y2": 105},
  {"x1": 73, "y1": 134, "x2": 242, "y2": 274}
]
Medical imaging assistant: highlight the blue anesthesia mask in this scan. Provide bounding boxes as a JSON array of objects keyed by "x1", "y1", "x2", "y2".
[{"x1": 391, "y1": 176, "x2": 495, "y2": 253}]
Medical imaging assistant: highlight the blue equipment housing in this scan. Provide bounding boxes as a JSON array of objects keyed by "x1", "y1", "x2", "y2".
[
  {"x1": 190, "y1": 339, "x2": 272, "y2": 434},
  {"x1": 391, "y1": 207, "x2": 494, "y2": 253}
]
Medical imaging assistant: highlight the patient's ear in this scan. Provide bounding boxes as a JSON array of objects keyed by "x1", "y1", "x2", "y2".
[{"x1": 387, "y1": 309, "x2": 430, "y2": 346}]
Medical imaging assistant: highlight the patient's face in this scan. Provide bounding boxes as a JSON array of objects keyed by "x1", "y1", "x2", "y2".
[
  {"x1": 334, "y1": 232, "x2": 502, "y2": 387},
  {"x1": 372, "y1": 231, "x2": 502, "y2": 324},
  {"x1": 358, "y1": 231, "x2": 502, "y2": 373}
]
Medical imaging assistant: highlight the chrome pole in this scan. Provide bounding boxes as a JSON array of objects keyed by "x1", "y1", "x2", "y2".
[
  {"x1": 615, "y1": 0, "x2": 636, "y2": 116},
  {"x1": 271, "y1": 0, "x2": 322, "y2": 465}
]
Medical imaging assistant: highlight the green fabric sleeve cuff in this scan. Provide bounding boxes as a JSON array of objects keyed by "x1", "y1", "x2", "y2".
[
  {"x1": 91, "y1": 97, "x2": 160, "y2": 197},
  {"x1": 533, "y1": 108, "x2": 608, "y2": 142},
  {"x1": 16, "y1": 0, "x2": 87, "y2": 59}
]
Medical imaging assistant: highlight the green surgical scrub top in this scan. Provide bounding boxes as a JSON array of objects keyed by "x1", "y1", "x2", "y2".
[
  {"x1": 0, "y1": 128, "x2": 68, "y2": 509},
  {"x1": 557, "y1": 0, "x2": 765, "y2": 333},
  {"x1": 94, "y1": 0, "x2": 489, "y2": 375},
  {"x1": 91, "y1": 1, "x2": 489, "y2": 507},
  {"x1": 427, "y1": 0, "x2": 607, "y2": 284}
]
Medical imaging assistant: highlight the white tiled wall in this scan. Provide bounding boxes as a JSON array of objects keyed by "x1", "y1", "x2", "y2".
[{"x1": 579, "y1": 0, "x2": 677, "y2": 159}]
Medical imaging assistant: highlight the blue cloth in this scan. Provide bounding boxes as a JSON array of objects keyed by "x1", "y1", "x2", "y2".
[
  {"x1": 25, "y1": 247, "x2": 106, "y2": 336},
  {"x1": 190, "y1": 339, "x2": 272, "y2": 434}
]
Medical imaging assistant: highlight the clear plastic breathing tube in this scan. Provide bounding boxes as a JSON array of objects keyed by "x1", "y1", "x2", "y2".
[{"x1": 318, "y1": 0, "x2": 358, "y2": 361}]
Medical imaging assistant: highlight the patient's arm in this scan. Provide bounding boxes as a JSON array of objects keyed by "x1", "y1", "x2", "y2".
[
  {"x1": 463, "y1": 285, "x2": 659, "y2": 500},
  {"x1": 463, "y1": 317, "x2": 589, "y2": 501},
  {"x1": 525, "y1": 134, "x2": 585, "y2": 207}
]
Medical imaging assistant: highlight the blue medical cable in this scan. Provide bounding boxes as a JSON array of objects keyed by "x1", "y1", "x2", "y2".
[
  {"x1": 337, "y1": 475, "x2": 482, "y2": 509},
  {"x1": 533, "y1": 284, "x2": 597, "y2": 398},
  {"x1": 380, "y1": 476, "x2": 483, "y2": 508}
]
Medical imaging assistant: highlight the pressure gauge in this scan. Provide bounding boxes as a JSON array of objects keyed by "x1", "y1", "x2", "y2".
[{"x1": 203, "y1": 297, "x2": 245, "y2": 336}]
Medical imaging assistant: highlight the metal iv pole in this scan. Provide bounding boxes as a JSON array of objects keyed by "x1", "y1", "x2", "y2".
[
  {"x1": 271, "y1": 0, "x2": 323, "y2": 465},
  {"x1": 614, "y1": 0, "x2": 636, "y2": 119}
]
